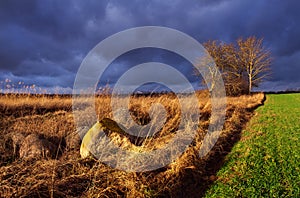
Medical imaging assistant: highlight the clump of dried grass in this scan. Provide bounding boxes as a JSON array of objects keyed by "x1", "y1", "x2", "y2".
[{"x1": 0, "y1": 91, "x2": 265, "y2": 197}]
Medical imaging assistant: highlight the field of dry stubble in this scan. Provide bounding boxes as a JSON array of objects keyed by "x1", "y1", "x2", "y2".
[{"x1": 0, "y1": 91, "x2": 265, "y2": 197}]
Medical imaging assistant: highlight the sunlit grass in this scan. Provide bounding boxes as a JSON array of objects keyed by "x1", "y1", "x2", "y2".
[
  {"x1": 205, "y1": 93, "x2": 300, "y2": 197},
  {"x1": 0, "y1": 90, "x2": 265, "y2": 197}
]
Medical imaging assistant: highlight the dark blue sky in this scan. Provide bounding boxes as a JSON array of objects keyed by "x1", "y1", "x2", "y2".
[{"x1": 1, "y1": 0, "x2": 300, "y2": 92}]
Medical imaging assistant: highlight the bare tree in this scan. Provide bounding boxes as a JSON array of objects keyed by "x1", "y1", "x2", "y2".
[
  {"x1": 202, "y1": 40, "x2": 247, "y2": 96},
  {"x1": 199, "y1": 37, "x2": 272, "y2": 95},
  {"x1": 219, "y1": 42, "x2": 248, "y2": 95},
  {"x1": 195, "y1": 48, "x2": 219, "y2": 92},
  {"x1": 237, "y1": 36, "x2": 272, "y2": 94}
]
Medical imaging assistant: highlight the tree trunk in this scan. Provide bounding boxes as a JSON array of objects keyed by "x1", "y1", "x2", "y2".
[{"x1": 248, "y1": 75, "x2": 252, "y2": 94}]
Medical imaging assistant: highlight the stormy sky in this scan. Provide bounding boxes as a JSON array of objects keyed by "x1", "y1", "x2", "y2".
[{"x1": 1, "y1": 0, "x2": 300, "y2": 93}]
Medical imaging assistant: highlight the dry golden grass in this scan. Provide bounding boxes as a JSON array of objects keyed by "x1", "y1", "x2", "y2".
[{"x1": 0, "y1": 91, "x2": 265, "y2": 197}]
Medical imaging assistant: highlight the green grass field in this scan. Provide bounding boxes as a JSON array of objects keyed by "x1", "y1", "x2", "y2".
[{"x1": 205, "y1": 93, "x2": 300, "y2": 197}]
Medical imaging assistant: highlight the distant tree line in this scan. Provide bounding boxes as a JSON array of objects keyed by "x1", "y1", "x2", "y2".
[{"x1": 198, "y1": 36, "x2": 272, "y2": 96}]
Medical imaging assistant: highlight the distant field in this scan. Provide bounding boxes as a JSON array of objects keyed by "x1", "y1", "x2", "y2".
[{"x1": 205, "y1": 94, "x2": 300, "y2": 197}]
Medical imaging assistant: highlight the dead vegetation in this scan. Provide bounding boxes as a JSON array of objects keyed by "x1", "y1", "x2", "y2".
[{"x1": 0, "y1": 91, "x2": 265, "y2": 197}]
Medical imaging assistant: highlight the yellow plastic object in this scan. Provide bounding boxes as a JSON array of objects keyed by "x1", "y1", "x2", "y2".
[{"x1": 80, "y1": 121, "x2": 102, "y2": 159}]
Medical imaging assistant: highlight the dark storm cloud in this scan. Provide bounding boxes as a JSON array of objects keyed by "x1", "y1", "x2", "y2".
[{"x1": 0, "y1": 0, "x2": 300, "y2": 91}]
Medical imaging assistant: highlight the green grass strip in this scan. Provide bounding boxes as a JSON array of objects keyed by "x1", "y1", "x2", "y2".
[{"x1": 205, "y1": 94, "x2": 300, "y2": 197}]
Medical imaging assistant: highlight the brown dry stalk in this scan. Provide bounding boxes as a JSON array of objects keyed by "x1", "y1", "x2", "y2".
[{"x1": 0, "y1": 91, "x2": 264, "y2": 197}]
